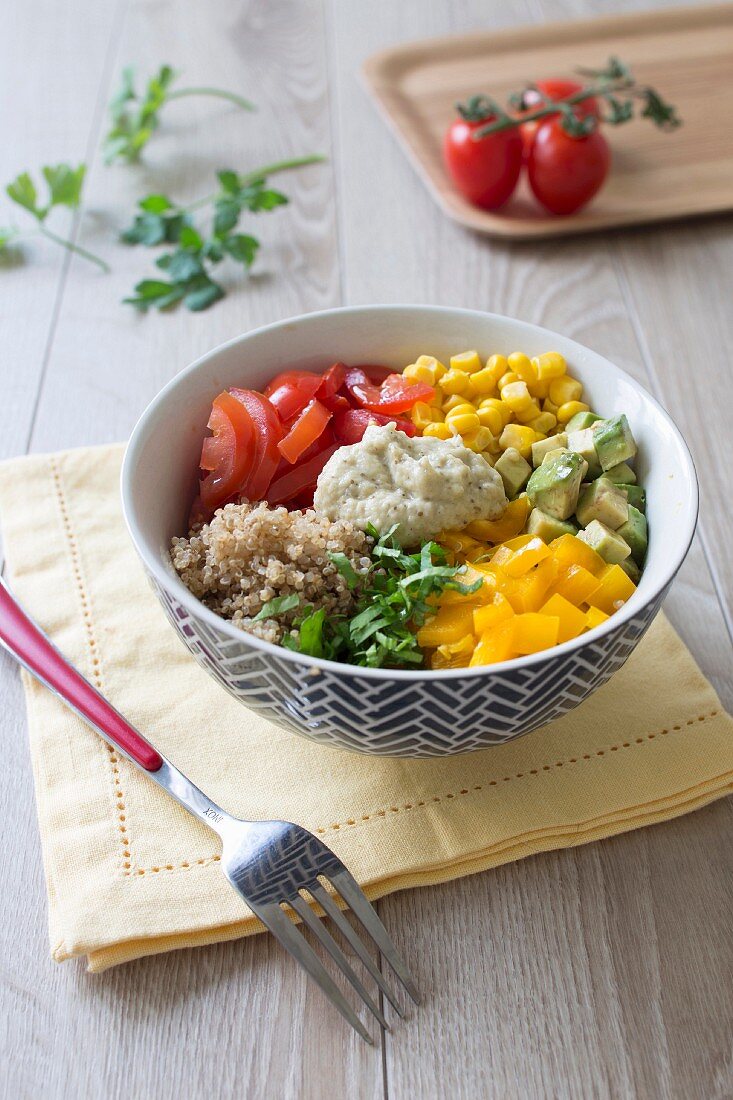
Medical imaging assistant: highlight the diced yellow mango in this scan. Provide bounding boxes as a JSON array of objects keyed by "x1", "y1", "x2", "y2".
[
  {"x1": 417, "y1": 603, "x2": 477, "y2": 647},
  {"x1": 503, "y1": 536, "x2": 551, "y2": 577},
  {"x1": 469, "y1": 619, "x2": 517, "y2": 666},
  {"x1": 585, "y1": 605, "x2": 610, "y2": 632},
  {"x1": 473, "y1": 592, "x2": 514, "y2": 633},
  {"x1": 550, "y1": 533, "x2": 605, "y2": 576},
  {"x1": 513, "y1": 612, "x2": 560, "y2": 653},
  {"x1": 547, "y1": 564, "x2": 600, "y2": 606},
  {"x1": 540, "y1": 593, "x2": 587, "y2": 642},
  {"x1": 431, "y1": 634, "x2": 475, "y2": 669},
  {"x1": 464, "y1": 497, "x2": 531, "y2": 543},
  {"x1": 504, "y1": 557, "x2": 558, "y2": 613},
  {"x1": 587, "y1": 564, "x2": 636, "y2": 615}
]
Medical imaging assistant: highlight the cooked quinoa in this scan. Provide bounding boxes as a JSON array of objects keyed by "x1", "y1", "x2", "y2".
[{"x1": 171, "y1": 502, "x2": 372, "y2": 645}]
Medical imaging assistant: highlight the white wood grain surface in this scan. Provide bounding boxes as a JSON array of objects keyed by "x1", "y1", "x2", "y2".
[{"x1": 1, "y1": 1, "x2": 731, "y2": 1098}]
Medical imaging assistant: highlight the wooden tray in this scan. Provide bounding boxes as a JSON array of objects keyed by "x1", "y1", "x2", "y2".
[{"x1": 362, "y1": 3, "x2": 733, "y2": 238}]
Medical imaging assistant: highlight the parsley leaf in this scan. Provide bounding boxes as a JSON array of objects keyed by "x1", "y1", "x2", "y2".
[
  {"x1": 252, "y1": 593, "x2": 301, "y2": 622},
  {"x1": 3, "y1": 163, "x2": 108, "y2": 271},
  {"x1": 103, "y1": 64, "x2": 255, "y2": 164},
  {"x1": 120, "y1": 155, "x2": 323, "y2": 312}
]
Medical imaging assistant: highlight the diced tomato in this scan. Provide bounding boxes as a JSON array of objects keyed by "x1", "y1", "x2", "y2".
[
  {"x1": 316, "y1": 362, "x2": 347, "y2": 400},
  {"x1": 358, "y1": 364, "x2": 395, "y2": 384},
  {"x1": 349, "y1": 371, "x2": 435, "y2": 415},
  {"x1": 229, "y1": 388, "x2": 283, "y2": 501},
  {"x1": 332, "y1": 408, "x2": 416, "y2": 445},
  {"x1": 320, "y1": 392, "x2": 351, "y2": 413},
  {"x1": 278, "y1": 399, "x2": 332, "y2": 464},
  {"x1": 267, "y1": 444, "x2": 340, "y2": 505},
  {"x1": 264, "y1": 371, "x2": 322, "y2": 422},
  {"x1": 297, "y1": 423, "x2": 336, "y2": 464},
  {"x1": 198, "y1": 391, "x2": 257, "y2": 514}
]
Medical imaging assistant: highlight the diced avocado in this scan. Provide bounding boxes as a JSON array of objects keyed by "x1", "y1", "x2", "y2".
[
  {"x1": 566, "y1": 427, "x2": 601, "y2": 478},
  {"x1": 591, "y1": 414, "x2": 637, "y2": 471},
  {"x1": 542, "y1": 448, "x2": 569, "y2": 466},
  {"x1": 577, "y1": 519, "x2": 631, "y2": 564},
  {"x1": 616, "y1": 504, "x2": 648, "y2": 565},
  {"x1": 624, "y1": 484, "x2": 646, "y2": 512},
  {"x1": 494, "y1": 447, "x2": 532, "y2": 498},
  {"x1": 576, "y1": 476, "x2": 629, "y2": 529},
  {"x1": 531, "y1": 432, "x2": 568, "y2": 468},
  {"x1": 565, "y1": 411, "x2": 603, "y2": 432},
  {"x1": 620, "y1": 557, "x2": 641, "y2": 583},
  {"x1": 604, "y1": 461, "x2": 636, "y2": 485},
  {"x1": 526, "y1": 450, "x2": 587, "y2": 521},
  {"x1": 526, "y1": 507, "x2": 578, "y2": 542}
]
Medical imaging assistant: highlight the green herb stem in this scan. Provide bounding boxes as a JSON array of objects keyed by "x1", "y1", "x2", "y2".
[
  {"x1": 185, "y1": 155, "x2": 326, "y2": 212},
  {"x1": 167, "y1": 86, "x2": 256, "y2": 112},
  {"x1": 39, "y1": 225, "x2": 110, "y2": 272}
]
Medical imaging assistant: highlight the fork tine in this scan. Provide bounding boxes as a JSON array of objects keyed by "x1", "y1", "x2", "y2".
[
  {"x1": 289, "y1": 894, "x2": 389, "y2": 1030},
  {"x1": 254, "y1": 901, "x2": 375, "y2": 1044},
  {"x1": 310, "y1": 883, "x2": 406, "y2": 1018},
  {"x1": 328, "y1": 869, "x2": 421, "y2": 1005}
]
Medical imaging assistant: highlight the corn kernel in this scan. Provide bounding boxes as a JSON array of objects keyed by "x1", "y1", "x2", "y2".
[
  {"x1": 528, "y1": 411, "x2": 558, "y2": 434},
  {"x1": 423, "y1": 422, "x2": 452, "y2": 440},
  {"x1": 402, "y1": 362, "x2": 436, "y2": 386},
  {"x1": 429, "y1": 406, "x2": 445, "y2": 421},
  {"x1": 498, "y1": 371, "x2": 519, "y2": 391},
  {"x1": 447, "y1": 412, "x2": 481, "y2": 436},
  {"x1": 557, "y1": 400, "x2": 590, "y2": 423},
  {"x1": 462, "y1": 426, "x2": 495, "y2": 452},
  {"x1": 410, "y1": 401, "x2": 435, "y2": 431},
  {"x1": 529, "y1": 377, "x2": 550, "y2": 399},
  {"x1": 501, "y1": 380, "x2": 534, "y2": 413},
  {"x1": 543, "y1": 397, "x2": 559, "y2": 416},
  {"x1": 480, "y1": 450, "x2": 496, "y2": 465},
  {"x1": 443, "y1": 393, "x2": 468, "y2": 413},
  {"x1": 476, "y1": 405, "x2": 504, "y2": 435},
  {"x1": 450, "y1": 350, "x2": 482, "y2": 374},
  {"x1": 499, "y1": 423, "x2": 537, "y2": 459},
  {"x1": 485, "y1": 354, "x2": 508, "y2": 385},
  {"x1": 535, "y1": 352, "x2": 567, "y2": 381},
  {"x1": 414, "y1": 354, "x2": 446, "y2": 382},
  {"x1": 441, "y1": 368, "x2": 471, "y2": 395},
  {"x1": 549, "y1": 375, "x2": 583, "y2": 406},
  {"x1": 479, "y1": 397, "x2": 512, "y2": 426},
  {"x1": 507, "y1": 352, "x2": 537, "y2": 386},
  {"x1": 514, "y1": 402, "x2": 542, "y2": 424},
  {"x1": 468, "y1": 367, "x2": 499, "y2": 396},
  {"x1": 445, "y1": 402, "x2": 478, "y2": 421}
]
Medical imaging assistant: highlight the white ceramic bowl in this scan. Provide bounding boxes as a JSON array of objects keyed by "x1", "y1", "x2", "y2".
[{"x1": 122, "y1": 306, "x2": 697, "y2": 757}]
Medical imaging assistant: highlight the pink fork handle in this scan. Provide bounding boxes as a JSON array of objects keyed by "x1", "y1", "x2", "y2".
[{"x1": 0, "y1": 577, "x2": 163, "y2": 771}]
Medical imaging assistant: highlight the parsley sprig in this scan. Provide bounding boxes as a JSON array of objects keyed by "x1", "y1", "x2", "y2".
[
  {"x1": 279, "y1": 526, "x2": 481, "y2": 668},
  {"x1": 121, "y1": 155, "x2": 324, "y2": 312},
  {"x1": 0, "y1": 164, "x2": 109, "y2": 271},
  {"x1": 104, "y1": 64, "x2": 255, "y2": 165}
]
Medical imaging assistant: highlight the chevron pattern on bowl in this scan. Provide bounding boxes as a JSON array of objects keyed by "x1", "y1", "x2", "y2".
[{"x1": 149, "y1": 571, "x2": 667, "y2": 758}]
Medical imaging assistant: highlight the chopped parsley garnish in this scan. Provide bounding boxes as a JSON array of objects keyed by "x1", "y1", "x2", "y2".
[{"x1": 275, "y1": 526, "x2": 481, "y2": 669}]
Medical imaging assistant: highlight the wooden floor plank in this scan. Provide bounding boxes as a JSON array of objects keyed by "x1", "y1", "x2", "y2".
[
  {"x1": 2, "y1": 1, "x2": 384, "y2": 1097},
  {"x1": 329, "y1": 1, "x2": 733, "y2": 1096}
]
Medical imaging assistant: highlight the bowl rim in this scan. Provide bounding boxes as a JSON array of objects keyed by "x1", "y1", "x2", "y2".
[{"x1": 121, "y1": 304, "x2": 699, "y2": 681}]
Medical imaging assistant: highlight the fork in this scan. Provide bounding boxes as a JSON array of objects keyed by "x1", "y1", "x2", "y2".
[{"x1": 0, "y1": 576, "x2": 419, "y2": 1042}]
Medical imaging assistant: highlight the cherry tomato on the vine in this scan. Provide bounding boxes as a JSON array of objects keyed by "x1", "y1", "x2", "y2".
[
  {"x1": 519, "y1": 79, "x2": 599, "y2": 160},
  {"x1": 528, "y1": 117, "x2": 610, "y2": 215},
  {"x1": 443, "y1": 116, "x2": 523, "y2": 210}
]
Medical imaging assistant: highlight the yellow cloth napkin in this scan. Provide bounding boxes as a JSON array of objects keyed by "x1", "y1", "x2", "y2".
[{"x1": 0, "y1": 445, "x2": 731, "y2": 972}]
